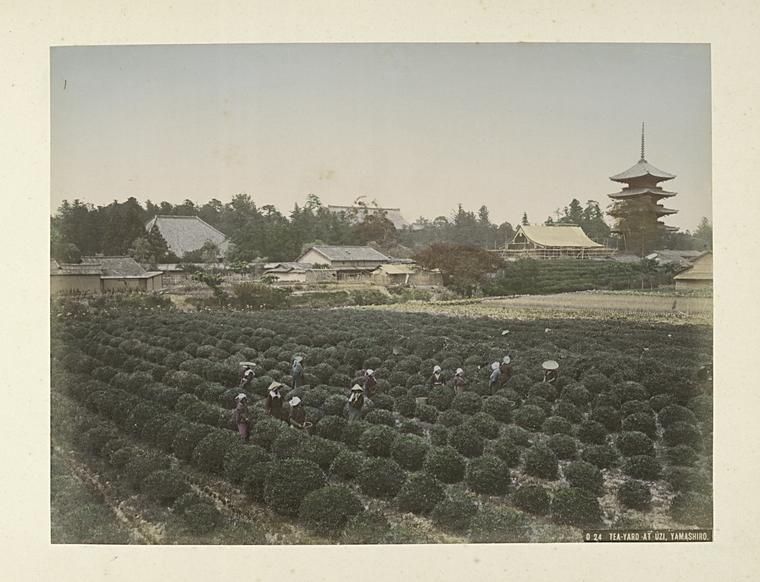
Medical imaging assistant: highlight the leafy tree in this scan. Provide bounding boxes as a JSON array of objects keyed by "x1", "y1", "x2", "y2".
[
  {"x1": 413, "y1": 243, "x2": 504, "y2": 296},
  {"x1": 693, "y1": 217, "x2": 712, "y2": 250}
]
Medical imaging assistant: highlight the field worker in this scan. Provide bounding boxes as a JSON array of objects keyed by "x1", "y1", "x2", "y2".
[
  {"x1": 239, "y1": 363, "x2": 256, "y2": 389},
  {"x1": 542, "y1": 360, "x2": 559, "y2": 384},
  {"x1": 500, "y1": 356, "x2": 513, "y2": 384},
  {"x1": 363, "y1": 369, "x2": 378, "y2": 398},
  {"x1": 232, "y1": 393, "x2": 250, "y2": 442},
  {"x1": 346, "y1": 384, "x2": 365, "y2": 422},
  {"x1": 265, "y1": 381, "x2": 285, "y2": 421},
  {"x1": 288, "y1": 396, "x2": 306, "y2": 430},
  {"x1": 429, "y1": 365, "x2": 445, "y2": 388},
  {"x1": 489, "y1": 361, "x2": 502, "y2": 395},
  {"x1": 291, "y1": 356, "x2": 305, "y2": 388},
  {"x1": 452, "y1": 368, "x2": 466, "y2": 394}
]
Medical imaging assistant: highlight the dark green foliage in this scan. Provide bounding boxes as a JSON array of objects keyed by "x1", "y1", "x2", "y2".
[
  {"x1": 578, "y1": 420, "x2": 608, "y2": 445},
  {"x1": 551, "y1": 487, "x2": 602, "y2": 526},
  {"x1": 141, "y1": 469, "x2": 190, "y2": 505},
  {"x1": 513, "y1": 484, "x2": 551, "y2": 515},
  {"x1": 451, "y1": 392, "x2": 482, "y2": 415},
  {"x1": 272, "y1": 428, "x2": 309, "y2": 459},
  {"x1": 341, "y1": 420, "x2": 370, "y2": 449},
  {"x1": 492, "y1": 436, "x2": 521, "y2": 467},
  {"x1": 622, "y1": 455, "x2": 662, "y2": 480},
  {"x1": 358, "y1": 458, "x2": 406, "y2": 499},
  {"x1": 81, "y1": 425, "x2": 120, "y2": 455},
  {"x1": 505, "y1": 425, "x2": 531, "y2": 446},
  {"x1": 524, "y1": 445, "x2": 559, "y2": 479},
  {"x1": 591, "y1": 406, "x2": 621, "y2": 432},
  {"x1": 172, "y1": 491, "x2": 204, "y2": 514},
  {"x1": 250, "y1": 418, "x2": 287, "y2": 451},
  {"x1": 547, "y1": 434, "x2": 578, "y2": 460},
  {"x1": 666, "y1": 444, "x2": 699, "y2": 466},
  {"x1": 299, "y1": 436, "x2": 344, "y2": 470},
  {"x1": 429, "y1": 424, "x2": 449, "y2": 447},
  {"x1": 649, "y1": 393, "x2": 674, "y2": 412},
  {"x1": 525, "y1": 396, "x2": 552, "y2": 415},
  {"x1": 399, "y1": 419, "x2": 425, "y2": 436},
  {"x1": 123, "y1": 452, "x2": 170, "y2": 489},
  {"x1": 330, "y1": 450, "x2": 364, "y2": 481},
  {"x1": 342, "y1": 509, "x2": 393, "y2": 544},
  {"x1": 427, "y1": 386, "x2": 455, "y2": 411},
  {"x1": 483, "y1": 395, "x2": 513, "y2": 423},
  {"x1": 183, "y1": 501, "x2": 222, "y2": 534},
  {"x1": 622, "y1": 413, "x2": 657, "y2": 438},
  {"x1": 396, "y1": 473, "x2": 446, "y2": 515},
  {"x1": 241, "y1": 461, "x2": 274, "y2": 501},
  {"x1": 299, "y1": 486, "x2": 364, "y2": 535},
  {"x1": 359, "y1": 425, "x2": 397, "y2": 457},
  {"x1": 192, "y1": 431, "x2": 240, "y2": 474},
  {"x1": 658, "y1": 404, "x2": 698, "y2": 429},
  {"x1": 664, "y1": 467, "x2": 710, "y2": 494},
  {"x1": 371, "y1": 393, "x2": 395, "y2": 411},
  {"x1": 617, "y1": 480, "x2": 652, "y2": 510},
  {"x1": 542, "y1": 415, "x2": 573, "y2": 435},
  {"x1": 616, "y1": 431, "x2": 655, "y2": 457},
  {"x1": 468, "y1": 506, "x2": 529, "y2": 543},
  {"x1": 514, "y1": 404, "x2": 547, "y2": 431},
  {"x1": 365, "y1": 408, "x2": 397, "y2": 427},
  {"x1": 581, "y1": 444, "x2": 619, "y2": 469},
  {"x1": 322, "y1": 394, "x2": 349, "y2": 417},
  {"x1": 264, "y1": 459, "x2": 326, "y2": 516},
  {"x1": 395, "y1": 396, "x2": 417, "y2": 418},
  {"x1": 561, "y1": 383, "x2": 592, "y2": 407},
  {"x1": 466, "y1": 412, "x2": 500, "y2": 439},
  {"x1": 670, "y1": 492, "x2": 712, "y2": 527},
  {"x1": 564, "y1": 461, "x2": 603, "y2": 495},
  {"x1": 430, "y1": 491, "x2": 478, "y2": 533},
  {"x1": 466, "y1": 455, "x2": 511, "y2": 495},
  {"x1": 554, "y1": 400, "x2": 583, "y2": 423},
  {"x1": 663, "y1": 422, "x2": 702, "y2": 450},
  {"x1": 223, "y1": 444, "x2": 270, "y2": 484},
  {"x1": 620, "y1": 400, "x2": 653, "y2": 418},
  {"x1": 687, "y1": 394, "x2": 713, "y2": 423},
  {"x1": 438, "y1": 409, "x2": 465, "y2": 427},
  {"x1": 582, "y1": 372, "x2": 612, "y2": 394},
  {"x1": 449, "y1": 424, "x2": 485, "y2": 458},
  {"x1": 391, "y1": 434, "x2": 430, "y2": 471},
  {"x1": 315, "y1": 415, "x2": 348, "y2": 442},
  {"x1": 528, "y1": 382, "x2": 556, "y2": 402},
  {"x1": 424, "y1": 446, "x2": 467, "y2": 484},
  {"x1": 415, "y1": 402, "x2": 439, "y2": 423}
]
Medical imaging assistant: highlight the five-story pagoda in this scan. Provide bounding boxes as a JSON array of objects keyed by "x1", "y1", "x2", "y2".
[{"x1": 608, "y1": 123, "x2": 678, "y2": 255}]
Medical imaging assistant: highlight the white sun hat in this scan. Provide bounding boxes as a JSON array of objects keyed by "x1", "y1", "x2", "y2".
[
  {"x1": 455, "y1": 368, "x2": 464, "y2": 375},
  {"x1": 542, "y1": 360, "x2": 559, "y2": 371},
  {"x1": 491, "y1": 362, "x2": 500, "y2": 371},
  {"x1": 351, "y1": 384, "x2": 364, "y2": 392},
  {"x1": 268, "y1": 381, "x2": 283, "y2": 391},
  {"x1": 501, "y1": 330, "x2": 510, "y2": 335},
  {"x1": 433, "y1": 365, "x2": 442, "y2": 373},
  {"x1": 289, "y1": 396, "x2": 301, "y2": 406},
  {"x1": 502, "y1": 356, "x2": 511, "y2": 364},
  {"x1": 293, "y1": 355, "x2": 304, "y2": 363},
  {"x1": 240, "y1": 361, "x2": 257, "y2": 367},
  {"x1": 236, "y1": 393, "x2": 247, "y2": 401},
  {"x1": 366, "y1": 369, "x2": 374, "y2": 376}
]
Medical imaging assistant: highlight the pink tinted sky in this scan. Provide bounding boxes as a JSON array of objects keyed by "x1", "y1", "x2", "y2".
[{"x1": 51, "y1": 43, "x2": 711, "y2": 230}]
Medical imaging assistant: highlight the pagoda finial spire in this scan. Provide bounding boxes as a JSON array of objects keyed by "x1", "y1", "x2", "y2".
[{"x1": 640, "y1": 121, "x2": 646, "y2": 161}]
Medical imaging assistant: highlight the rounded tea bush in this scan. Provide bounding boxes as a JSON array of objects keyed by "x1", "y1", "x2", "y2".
[
  {"x1": 358, "y1": 457, "x2": 406, "y2": 499},
  {"x1": 564, "y1": 461, "x2": 603, "y2": 495},
  {"x1": 400, "y1": 419, "x2": 425, "y2": 436},
  {"x1": 415, "y1": 402, "x2": 439, "y2": 423},
  {"x1": 341, "y1": 509, "x2": 393, "y2": 544},
  {"x1": 649, "y1": 393, "x2": 674, "y2": 412},
  {"x1": 466, "y1": 455, "x2": 511, "y2": 495},
  {"x1": 141, "y1": 469, "x2": 190, "y2": 505},
  {"x1": 663, "y1": 422, "x2": 702, "y2": 450},
  {"x1": 483, "y1": 395, "x2": 513, "y2": 423},
  {"x1": 396, "y1": 473, "x2": 446, "y2": 515},
  {"x1": 427, "y1": 386, "x2": 455, "y2": 411},
  {"x1": 542, "y1": 415, "x2": 573, "y2": 436},
  {"x1": 561, "y1": 383, "x2": 592, "y2": 407},
  {"x1": 664, "y1": 467, "x2": 710, "y2": 494},
  {"x1": 264, "y1": 458, "x2": 326, "y2": 517},
  {"x1": 617, "y1": 479, "x2": 652, "y2": 510},
  {"x1": 430, "y1": 491, "x2": 478, "y2": 534},
  {"x1": 591, "y1": 406, "x2": 621, "y2": 432},
  {"x1": 429, "y1": 424, "x2": 449, "y2": 447},
  {"x1": 242, "y1": 461, "x2": 275, "y2": 502},
  {"x1": 315, "y1": 415, "x2": 348, "y2": 442},
  {"x1": 391, "y1": 434, "x2": 430, "y2": 471},
  {"x1": 547, "y1": 434, "x2": 578, "y2": 460},
  {"x1": 505, "y1": 425, "x2": 531, "y2": 446},
  {"x1": 223, "y1": 444, "x2": 271, "y2": 484},
  {"x1": 299, "y1": 486, "x2": 364, "y2": 536},
  {"x1": 359, "y1": 425, "x2": 397, "y2": 458},
  {"x1": 449, "y1": 424, "x2": 485, "y2": 458},
  {"x1": 670, "y1": 492, "x2": 712, "y2": 527},
  {"x1": 577, "y1": 420, "x2": 608, "y2": 445},
  {"x1": 622, "y1": 455, "x2": 662, "y2": 481},
  {"x1": 298, "y1": 436, "x2": 343, "y2": 470},
  {"x1": 365, "y1": 409, "x2": 396, "y2": 427},
  {"x1": 451, "y1": 392, "x2": 482, "y2": 415},
  {"x1": 492, "y1": 436, "x2": 521, "y2": 467},
  {"x1": 424, "y1": 446, "x2": 467, "y2": 484},
  {"x1": 468, "y1": 506, "x2": 529, "y2": 543},
  {"x1": 524, "y1": 445, "x2": 559, "y2": 480},
  {"x1": 621, "y1": 413, "x2": 657, "y2": 439},
  {"x1": 666, "y1": 444, "x2": 699, "y2": 466},
  {"x1": 183, "y1": 501, "x2": 222, "y2": 534},
  {"x1": 616, "y1": 431, "x2": 655, "y2": 458},
  {"x1": 658, "y1": 404, "x2": 698, "y2": 429},
  {"x1": 514, "y1": 404, "x2": 547, "y2": 431},
  {"x1": 551, "y1": 487, "x2": 602, "y2": 526},
  {"x1": 621, "y1": 400, "x2": 653, "y2": 418},
  {"x1": 581, "y1": 444, "x2": 619, "y2": 469},
  {"x1": 437, "y1": 409, "x2": 465, "y2": 428},
  {"x1": 554, "y1": 400, "x2": 583, "y2": 424},
  {"x1": 394, "y1": 396, "x2": 417, "y2": 418},
  {"x1": 341, "y1": 420, "x2": 370, "y2": 449},
  {"x1": 466, "y1": 412, "x2": 500, "y2": 439},
  {"x1": 528, "y1": 382, "x2": 557, "y2": 402},
  {"x1": 322, "y1": 394, "x2": 349, "y2": 417},
  {"x1": 513, "y1": 484, "x2": 551, "y2": 515},
  {"x1": 329, "y1": 449, "x2": 364, "y2": 481},
  {"x1": 272, "y1": 428, "x2": 309, "y2": 460}
]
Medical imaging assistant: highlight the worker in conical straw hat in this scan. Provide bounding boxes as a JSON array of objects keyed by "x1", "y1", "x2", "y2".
[
  {"x1": 542, "y1": 360, "x2": 559, "y2": 384},
  {"x1": 489, "y1": 361, "x2": 502, "y2": 395},
  {"x1": 346, "y1": 384, "x2": 365, "y2": 422},
  {"x1": 500, "y1": 355, "x2": 513, "y2": 384},
  {"x1": 452, "y1": 367, "x2": 466, "y2": 394},
  {"x1": 232, "y1": 393, "x2": 250, "y2": 441},
  {"x1": 288, "y1": 396, "x2": 307, "y2": 430},
  {"x1": 429, "y1": 365, "x2": 445, "y2": 388},
  {"x1": 291, "y1": 355, "x2": 305, "y2": 388},
  {"x1": 239, "y1": 362, "x2": 256, "y2": 389},
  {"x1": 265, "y1": 381, "x2": 286, "y2": 421}
]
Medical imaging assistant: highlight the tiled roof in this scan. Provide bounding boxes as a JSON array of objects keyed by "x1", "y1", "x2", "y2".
[
  {"x1": 609, "y1": 187, "x2": 677, "y2": 199},
  {"x1": 515, "y1": 225, "x2": 603, "y2": 248},
  {"x1": 301, "y1": 245, "x2": 392, "y2": 262},
  {"x1": 50, "y1": 259, "x2": 103, "y2": 276},
  {"x1": 81, "y1": 256, "x2": 147, "y2": 276},
  {"x1": 673, "y1": 252, "x2": 713, "y2": 280},
  {"x1": 326, "y1": 205, "x2": 410, "y2": 229},
  {"x1": 145, "y1": 215, "x2": 229, "y2": 258},
  {"x1": 610, "y1": 159, "x2": 676, "y2": 182}
]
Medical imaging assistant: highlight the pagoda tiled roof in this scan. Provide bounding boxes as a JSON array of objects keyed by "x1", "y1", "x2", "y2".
[{"x1": 610, "y1": 159, "x2": 676, "y2": 182}]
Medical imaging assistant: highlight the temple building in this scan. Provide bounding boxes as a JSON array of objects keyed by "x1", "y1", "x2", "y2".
[{"x1": 607, "y1": 124, "x2": 679, "y2": 255}]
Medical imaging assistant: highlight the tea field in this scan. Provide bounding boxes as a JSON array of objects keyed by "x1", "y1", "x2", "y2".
[{"x1": 51, "y1": 307, "x2": 713, "y2": 543}]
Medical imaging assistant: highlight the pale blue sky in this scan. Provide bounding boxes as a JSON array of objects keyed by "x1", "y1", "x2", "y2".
[{"x1": 51, "y1": 43, "x2": 711, "y2": 230}]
